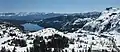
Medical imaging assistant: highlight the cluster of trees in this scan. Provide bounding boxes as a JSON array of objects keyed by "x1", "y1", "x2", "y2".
[
  {"x1": 0, "y1": 47, "x2": 16, "y2": 52},
  {"x1": 29, "y1": 34, "x2": 69, "y2": 52},
  {"x1": 9, "y1": 38, "x2": 27, "y2": 47}
]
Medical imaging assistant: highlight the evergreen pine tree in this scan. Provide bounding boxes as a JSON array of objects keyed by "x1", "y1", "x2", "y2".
[
  {"x1": 0, "y1": 47, "x2": 6, "y2": 52},
  {"x1": 26, "y1": 48, "x2": 29, "y2": 52},
  {"x1": 72, "y1": 49, "x2": 75, "y2": 52},
  {"x1": 12, "y1": 47, "x2": 16, "y2": 52},
  {"x1": 7, "y1": 49, "x2": 11, "y2": 52}
]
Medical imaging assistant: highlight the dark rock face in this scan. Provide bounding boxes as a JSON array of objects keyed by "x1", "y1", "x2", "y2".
[{"x1": 106, "y1": 7, "x2": 113, "y2": 11}]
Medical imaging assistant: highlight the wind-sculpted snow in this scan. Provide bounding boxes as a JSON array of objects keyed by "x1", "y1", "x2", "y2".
[{"x1": 0, "y1": 7, "x2": 120, "y2": 52}]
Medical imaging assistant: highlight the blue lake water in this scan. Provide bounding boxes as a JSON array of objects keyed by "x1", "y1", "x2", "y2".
[{"x1": 22, "y1": 23, "x2": 44, "y2": 31}]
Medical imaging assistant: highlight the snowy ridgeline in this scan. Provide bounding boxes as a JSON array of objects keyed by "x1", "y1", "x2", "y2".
[{"x1": 0, "y1": 7, "x2": 120, "y2": 52}]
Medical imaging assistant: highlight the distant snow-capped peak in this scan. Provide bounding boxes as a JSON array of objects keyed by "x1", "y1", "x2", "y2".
[
  {"x1": 77, "y1": 7, "x2": 120, "y2": 33},
  {"x1": 97, "y1": 7, "x2": 120, "y2": 20}
]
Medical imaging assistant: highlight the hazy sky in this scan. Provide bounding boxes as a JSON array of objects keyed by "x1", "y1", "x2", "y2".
[{"x1": 0, "y1": 0, "x2": 120, "y2": 13}]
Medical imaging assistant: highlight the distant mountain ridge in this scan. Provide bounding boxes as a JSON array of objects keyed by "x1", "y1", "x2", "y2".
[
  {"x1": 0, "y1": 12, "x2": 64, "y2": 20},
  {"x1": 0, "y1": 12, "x2": 101, "y2": 32},
  {"x1": 35, "y1": 11, "x2": 101, "y2": 32},
  {"x1": 0, "y1": 12, "x2": 101, "y2": 21}
]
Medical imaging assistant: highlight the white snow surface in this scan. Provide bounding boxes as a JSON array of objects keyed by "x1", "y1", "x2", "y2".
[{"x1": 0, "y1": 7, "x2": 120, "y2": 52}]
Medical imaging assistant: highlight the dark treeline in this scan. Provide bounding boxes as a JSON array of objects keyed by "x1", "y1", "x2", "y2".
[{"x1": 0, "y1": 34, "x2": 70, "y2": 52}]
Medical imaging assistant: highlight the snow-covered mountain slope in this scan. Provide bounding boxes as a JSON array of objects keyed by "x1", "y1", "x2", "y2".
[
  {"x1": 75, "y1": 7, "x2": 120, "y2": 51},
  {"x1": 78, "y1": 7, "x2": 120, "y2": 33},
  {"x1": 0, "y1": 24, "x2": 118, "y2": 52},
  {"x1": 0, "y1": 23, "x2": 28, "y2": 52},
  {"x1": 0, "y1": 7, "x2": 120, "y2": 52}
]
